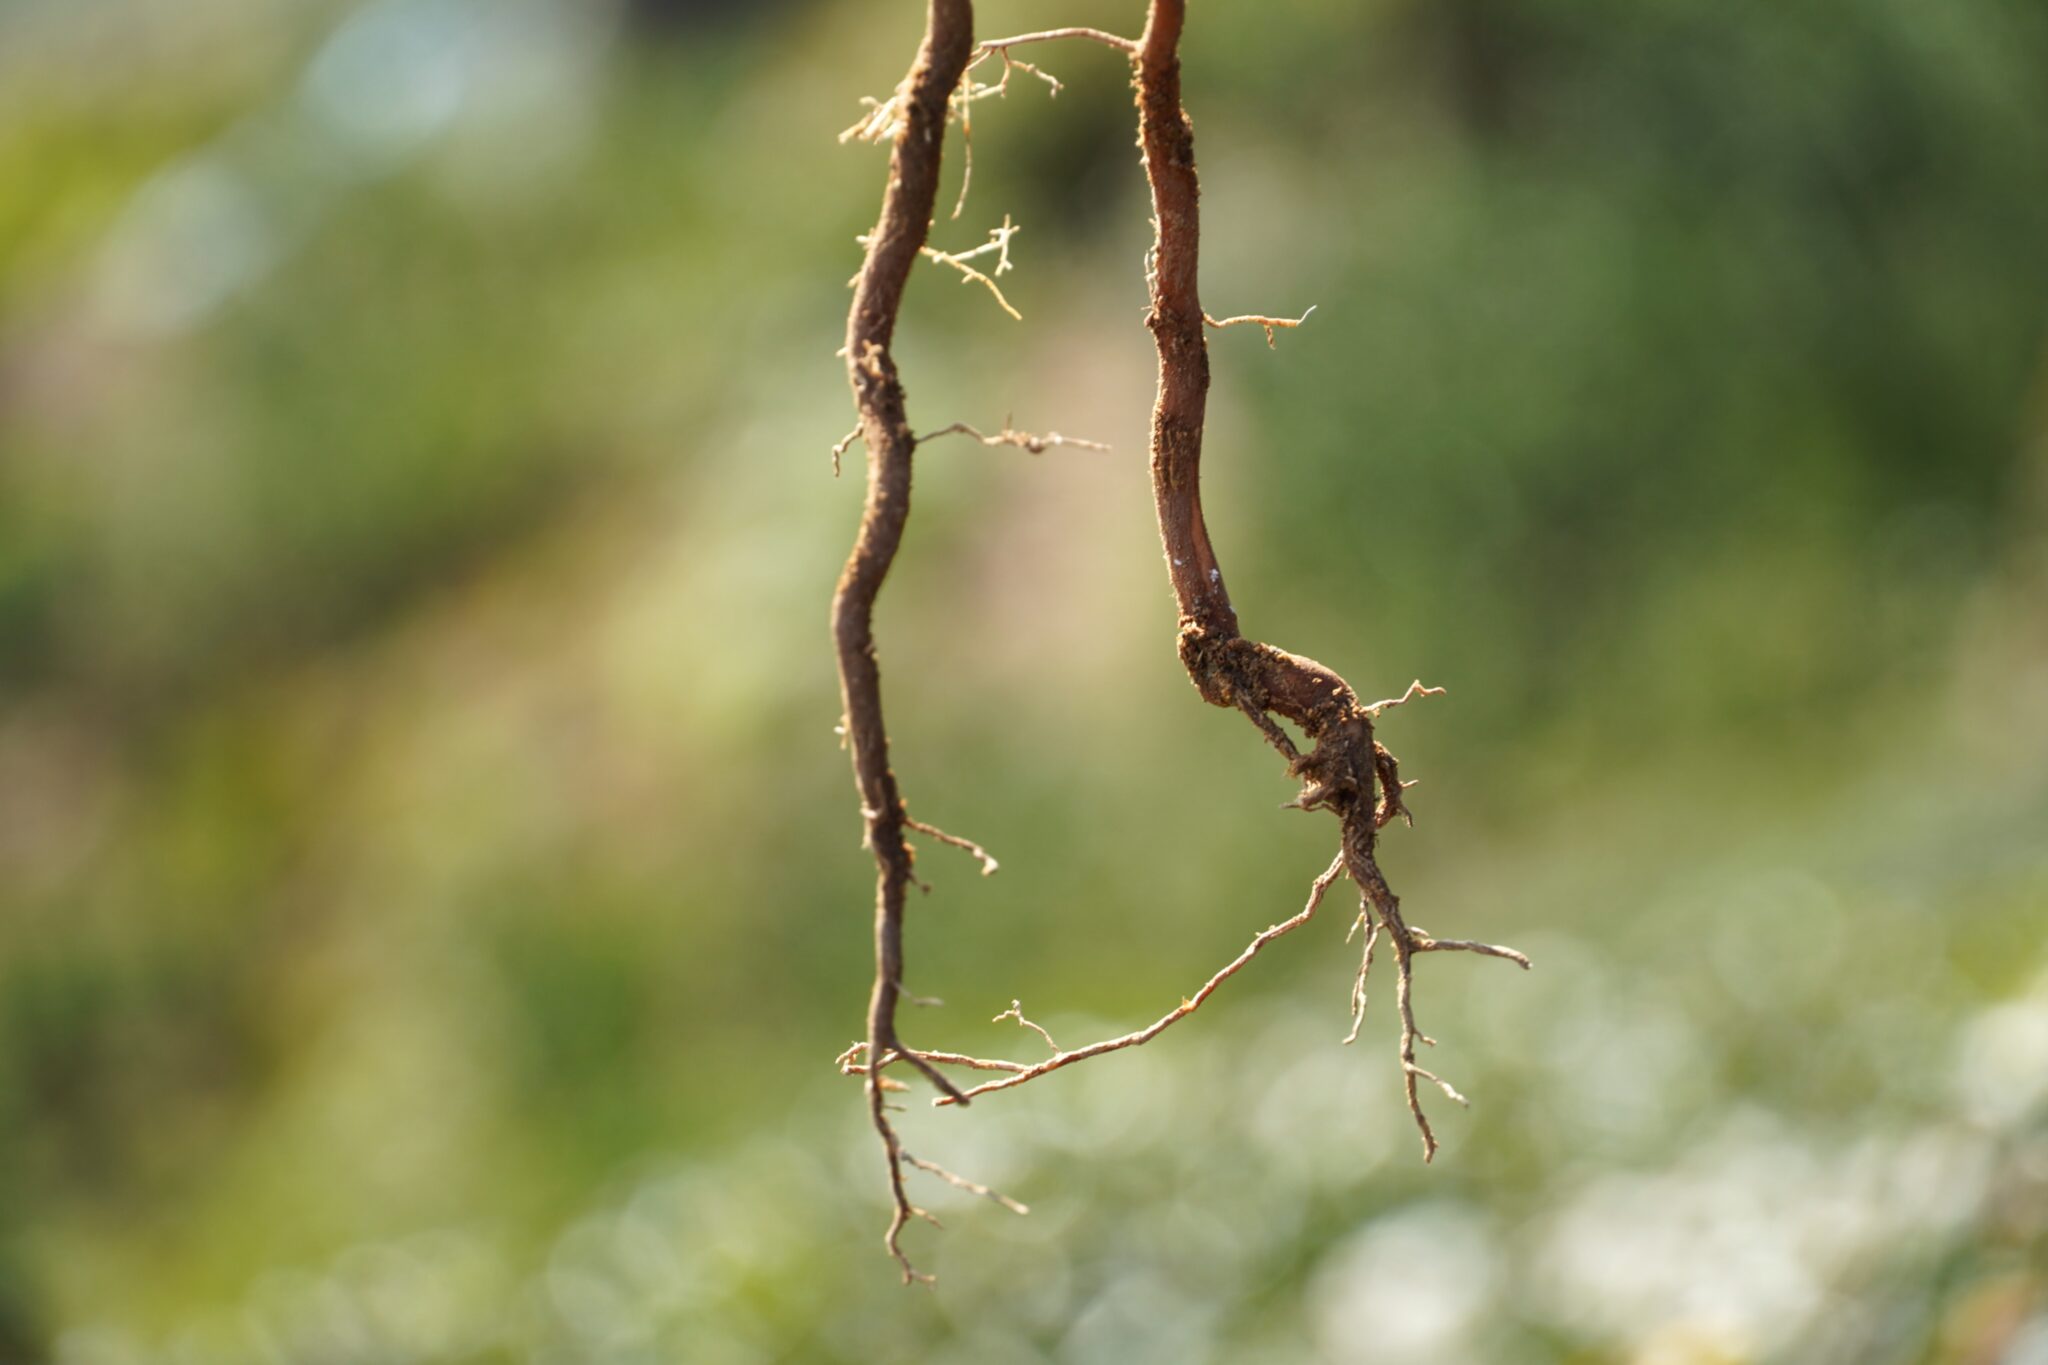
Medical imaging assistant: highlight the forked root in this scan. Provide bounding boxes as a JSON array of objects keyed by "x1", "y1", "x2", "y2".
[
  {"x1": 1341, "y1": 825, "x2": 1529, "y2": 1160},
  {"x1": 928, "y1": 853, "x2": 1349, "y2": 1104},
  {"x1": 844, "y1": 1039, "x2": 1027, "y2": 1282}
]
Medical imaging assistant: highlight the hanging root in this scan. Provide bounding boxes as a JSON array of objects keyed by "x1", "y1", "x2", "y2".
[
  {"x1": 829, "y1": 0, "x2": 1523, "y2": 1278},
  {"x1": 832, "y1": 0, "x2": 1140, "y2": 1283},
  {"x1": 1133, "y1": 0, "x2": 1527, "y2": 1161},
  {"x1": 902, "y1": 1150, "x2": 1030, "y2": 1215}
]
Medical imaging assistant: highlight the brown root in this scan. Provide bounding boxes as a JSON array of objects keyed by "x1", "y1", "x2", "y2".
[
  {"x1": 829, "y1": 0, "x2": 1523, "y2": 1277},
  {"x1": 831, "y1": 0, "x2": 979, "y2": 1283},
  {"x1": 1131, "y1": 0, "x2": 1526, "y2": 1160}
]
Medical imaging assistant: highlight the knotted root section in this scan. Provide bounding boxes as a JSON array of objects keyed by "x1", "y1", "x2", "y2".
[{"x1": 1176, "y1": 633, "x2": 1528, "y2": 1161}]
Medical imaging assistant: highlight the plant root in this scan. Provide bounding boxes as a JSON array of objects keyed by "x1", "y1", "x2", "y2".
[{"x1": 829, "y1": 0, "x2": 1525, "y2": 1280}]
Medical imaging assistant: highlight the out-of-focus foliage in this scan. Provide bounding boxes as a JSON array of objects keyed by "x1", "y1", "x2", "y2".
[{"x1": 1, "y1": 0, "x2": 2045, "y2": 1361}]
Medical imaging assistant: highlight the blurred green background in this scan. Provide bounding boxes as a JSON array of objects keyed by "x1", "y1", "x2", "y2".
[{"x1": 3, "y1": 0, "x2": 2046, "y2": 1361}]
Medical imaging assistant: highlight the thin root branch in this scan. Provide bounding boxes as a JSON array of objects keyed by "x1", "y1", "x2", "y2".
[
  {"x1": 853, "y1": 217, "x2": 1024, "y2": 320},
  {"x1": 1412, "y1": 932, "x2": 1533, "y2": 967},
  {"x1": 1363, "y1": 679, "x2": 1445, "y2": 717},
  {"x1": 951, "y1": 71, "x2": 976, "y2": 221},
  {"x1": 948, "y1": 53, "x2": 1062, "y2": 222},
  {"x1": 1388, "y1": 924, "x2": 1439, "y2": 1160},
  {"x1": 831, "y1": 426, "x2": 863, "y2": 477},
  {"x1": 1203, "y1": 304, "x2": 1316, "y2": 348},
  {"x1": 840, "y1": 1041, "x2": 1030, "y2": 1077},
  {"x1": 901, "y1": 1150, "x2": 1030, "y2": 1215},
  {"x1": 1359, "y1": 885, "x2": 1523, "y2": 1161},
  {"x1": 1343, "y1": 907, "x2": 1380, "y2": 1045},
  {"x1": 931, "y1": 853, "x2": 1348, "y2": 1105},
  {"x1": 993, "y1": 999, "x2": 1060, "y2": 1053},
  {"x1": 905, "y1": 817, "x2": 1001, "y2": 876},
  {"x1": 961, "y1": 48, "x2": 1065, "y2": 102},
  {"x1": 840, "y1": 88, "x2": 908, "y2": 145},
  {"x1": 880, "y1": 1163, "x2": 935, "y2": 1283},
  {"x1": 975, "y1": 27, "x2": 1138, "y2": 56},
  {"x1": 931, "y1": 214, "x2": 1020, "y2": 274},
  {"x1": 835, "y1": 0, "x2": 1525, "y2": 1279},
  {"x1": 1406, "y1": 1062, "x2": 1469, "y2": 1107},
  {"x1": 917, "y1": 419, "x2": 1110, "y2": 455},
  {"x1": 949, "y1": 37, "x2": 1086, "y2": 219},
  {"x1": 921, "y1": 219, "x2": 1023, "y2": 320}
]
